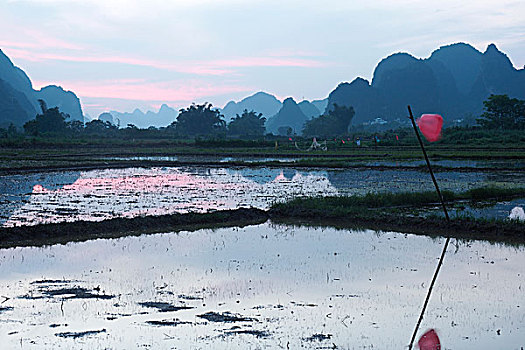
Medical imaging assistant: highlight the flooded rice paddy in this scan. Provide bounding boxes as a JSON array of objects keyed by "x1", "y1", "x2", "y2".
[
  {"x1": 2, "y1": 166, "x2": 524, "y2": 226},
  {"x1": 0, "y1": 223, "x2": 523, "y2": 349},
  {"x1": 1, "y1": 163, "x2": 524, "y2": 349}
]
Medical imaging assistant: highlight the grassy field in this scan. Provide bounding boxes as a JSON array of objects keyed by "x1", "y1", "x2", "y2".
[{"x1": 2, "y1": 134, "x2": 525, "y2": 174}]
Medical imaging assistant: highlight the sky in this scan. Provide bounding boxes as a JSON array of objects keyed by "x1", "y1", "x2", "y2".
[{"x1": 1, "y1": 0, "x2": 525, "y2": 118}]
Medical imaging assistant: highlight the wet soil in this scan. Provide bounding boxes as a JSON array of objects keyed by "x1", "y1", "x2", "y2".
[
  {"x1": 145, "y1": 319, "x2": 193, "y2": 327},
  {"x1": 55, "y1": 329, "x2": 106, "y2": 339},
  {"x1": 138, "y1": 302, "x2": 194, "y2": 313},
  {"x1": 198, "y1": 311, "x2": 257, "y2": 323},
  {"x1": 19, "y1": 280, "x2": 115, "y2": 300}
]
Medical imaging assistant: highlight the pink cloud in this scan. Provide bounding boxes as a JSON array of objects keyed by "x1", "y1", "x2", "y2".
[
  {"x1": 6, "y1": 48, "x2": 233, "y2": 75},
  {"x1": 6, "y1": 47, "x2": 326, "y2": 76},
  {"x1": 34, "y1": 79, "x2": 251, "y2": 104},
  {"x1": 208, "y1": 56, "x2": 326, "y2": 69}
]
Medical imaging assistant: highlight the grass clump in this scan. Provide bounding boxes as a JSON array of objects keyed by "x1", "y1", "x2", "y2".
[{"x1": 273, "y1": 186, "x2": 525, "y2": 217}]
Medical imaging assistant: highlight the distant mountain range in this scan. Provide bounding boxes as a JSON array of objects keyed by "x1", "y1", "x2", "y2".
[
  {"x1": 221, "y1": 92, "x2": 282, "y2": 123},
  {"x1": 0, "y1": 49, "x2": 83, "y2": 128},
  {"x1": 266, "y1": 97, "x2": 310, "y2": 135},
  {"x1": 105, "y1": 104, "x2": 178, "y2": 129},
  {"x1": 220, "y1": 92, "x2": 326, "y2": 134},
  {"x1": 2, "y1": 42, "x2": 524, "y2": 132},
  {"x1": 326, "y1": 43, "x2": 525, "y2": 126}
]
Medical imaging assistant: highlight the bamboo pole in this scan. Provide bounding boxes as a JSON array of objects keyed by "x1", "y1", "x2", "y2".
[{"x1": 407, "y1": 105, "x2": 451, "y2": 350}]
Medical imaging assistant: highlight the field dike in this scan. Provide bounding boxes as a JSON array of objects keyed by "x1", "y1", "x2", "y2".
[{"x1": 1, "y1": 187, "x2": 524, "y2": 248}]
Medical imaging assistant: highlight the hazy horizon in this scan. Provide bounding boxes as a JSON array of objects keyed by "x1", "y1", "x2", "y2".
[{"x1": 2, "y1": 0, "x2": 524, "y2": 117}]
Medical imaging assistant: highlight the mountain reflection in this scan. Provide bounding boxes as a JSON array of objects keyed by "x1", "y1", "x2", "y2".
[
  {"x1": 2, "y1": 167, "x2": 338, "y2": 226},
  {"x1": 0, "y1": 171, "x2": 80, "y2": 225}
]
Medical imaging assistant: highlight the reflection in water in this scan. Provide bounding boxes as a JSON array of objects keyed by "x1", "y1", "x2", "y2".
[
  {"x1": 1, "y1": 166, "x2": 523, "y2": 226},
  {"x1": 0, "y1": 223, "x2": 523, "y2": 349},
  {"x1": 0, "y1": 172, "x2": 80, "y2": 225},
  {"x1": 426, "y1": 199, "x2": 525, "y2": 220},
  {"x1": 509, "y1": 206, "x2": 525, "y2": 220},
  {"x1": 2, "y1": 167, "x2": 337, "y2": 226}
]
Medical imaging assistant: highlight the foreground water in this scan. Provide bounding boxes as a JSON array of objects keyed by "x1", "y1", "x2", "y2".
[
  {"x1": 2, "y1": 166, "x2": 524, "y2": 226},
  {"x1": 0, "y1": 223, "x2": 523, "y2": 349}
]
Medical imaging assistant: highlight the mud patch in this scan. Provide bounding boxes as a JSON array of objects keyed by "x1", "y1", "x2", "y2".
[
  {"x1": 49, "y1": 323, "x2": 68, "y2": 328},
  {"x1": 290, "y1": 301, "x2": 317, "y2": 307},
  {"x1": 304, "y1": 333, "x2": 333, "y2": 342},
  {"x1": 30, "y1": 279, "x2": 77, "y2": 285},
  {"x1": 198, "y1": 311, "x2": 256, "y2": 323},
  {"x1": 20, "y1": 285, "x2": 114, "y2": 300},
  {"x1": 224, "y1": 329, "x2": 270, "y2": 338},
  {"x1": 0, "y1": 306, "x2": 14, "y2": 313},
  {"x1": 146, "y1": 318, "x2": 193, "y2": 327},
  {"x1": 55, "y1": 329, "x2": 106, "y2": 338},
  {"x1": 178, "y1": 294, "x2": 204, "y2": 301},
  {"x1": 138, "y1": 301, "x2": 195, "y2": 312}
]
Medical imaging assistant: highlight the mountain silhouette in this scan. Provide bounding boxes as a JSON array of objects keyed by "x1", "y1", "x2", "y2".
[
  {"x1": 109, "y1": 104, "x2": 178, "y2": 128},
  {"x1": 326, "y1": 43, "x2": 525, "y2": 125},
  {"x1": 0, "y1": 49, "x2": 84, "y2": 127},
  {"x1": 0, "y1": 78, "x2": 36, "y2": 128},
  {"x1": 36, "y1": 85, "x2": 83, "y2": 122},
  {"x1": 298, "y1": 100, "x2": 321, "y2": 119},
  {"x1": 221, "y1": 91, "x2": 282, "y2": 122},
  {"x1": 311, "y1": 99, "x2": 328, "y2": 114},
  {"x1": 266, "y1": 97, "x2": 309, "y2": 135}
]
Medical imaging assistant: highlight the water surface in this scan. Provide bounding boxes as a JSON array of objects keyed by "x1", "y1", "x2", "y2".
[{"x1": 0, "y1": 223, "x2": 523, "y2": 349}]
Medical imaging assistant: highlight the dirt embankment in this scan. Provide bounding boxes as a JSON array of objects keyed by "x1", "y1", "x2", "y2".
[
  {"x1": 0, "y1": 208, "x2": 269, "y2": 249},
  {"x1": 1, "y1": 206, "x2": 524, "y2": 249}
]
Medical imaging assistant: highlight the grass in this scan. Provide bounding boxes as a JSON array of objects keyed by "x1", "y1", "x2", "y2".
[
  {"x1": 269, "y1": 187, "x2": 525, "y2": 245},
  {"x1": 271, "y1": 186, "x2": 525, "y2": 214}
]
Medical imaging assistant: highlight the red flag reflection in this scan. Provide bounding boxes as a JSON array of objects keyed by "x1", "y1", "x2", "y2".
[{"x1": 418, "y1": 329, "x2": 441, "y2": 350}]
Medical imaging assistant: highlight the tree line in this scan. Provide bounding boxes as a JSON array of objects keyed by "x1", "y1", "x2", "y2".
[
  {"x1": 1, "y1": 94, "x2": 523, "y2": 140},
  {"x1": 15, "y1": 101, "x2": 266, "y2": 139}
]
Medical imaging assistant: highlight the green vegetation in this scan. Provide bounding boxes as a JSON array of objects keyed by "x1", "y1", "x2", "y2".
[
  {"x1": 477, "y1": 94, "x2": 525, "y2": 130},
  {"x1": 269, "y1": 187, "x2": 525, "y2": 244},
  {"x1": 23, "y1": 100, "x2": 75, "y2": 136},
  {"x1": 171, "y1": 103, "x2": 226, "y2": 136},
  {"x1": 271, "y1": 186, "x2": 525, "y2": 215},
  {"x1": 1, "y1": 95, "x2": 525, "y2": 148},
  {"x1": 227, "y1": 110, "x2": 266, "y2": 137}
]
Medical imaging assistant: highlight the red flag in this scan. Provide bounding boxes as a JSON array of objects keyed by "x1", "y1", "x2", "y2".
[
  {"x1": 417, "y1": 114, "x2": 443, "y2": 142},
  {"x1": 418, "y1": 329, "x2": 441, "y2": 350},
  {"x1": 396, "y1": 135, "x2": 399, "y2": 141}
]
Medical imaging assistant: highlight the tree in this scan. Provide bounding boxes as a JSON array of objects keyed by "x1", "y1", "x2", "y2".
[
  {"x1": 84, "y1": 119, "x2": 117, "y2": 135},
  {"x1": 303, "y1": 104, "x2": 355, "y2": 137},
  {"x1": 175, "y1": 103, "x2": 226, "y2": 136},
  {"x1": 477, "y1": 94, "x2": 525, "y2": 130},
  {"x1": 228, "y1": 110, "x2": 266, "y2": 137},
  {"x1": 23, "y1": 100, "x2": 70, "y2": 136},
  {"x1": 68, "y1": 120, "x2": 85, "y2": 133}
]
